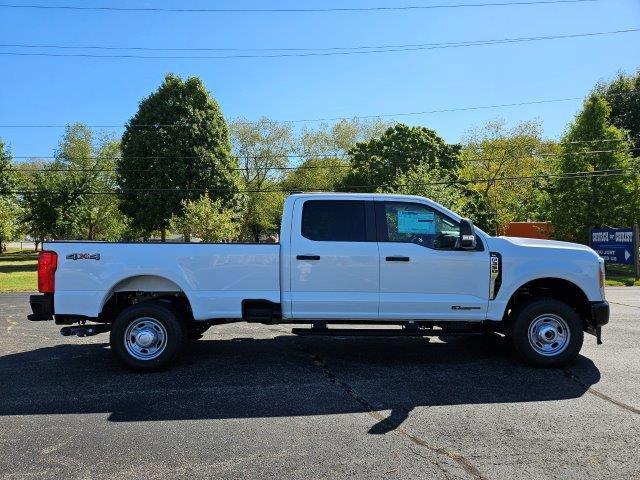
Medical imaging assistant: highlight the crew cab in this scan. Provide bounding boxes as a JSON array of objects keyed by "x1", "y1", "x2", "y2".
[{"x1": 28, "y1": 193, "x2": 609, "y2": 370}]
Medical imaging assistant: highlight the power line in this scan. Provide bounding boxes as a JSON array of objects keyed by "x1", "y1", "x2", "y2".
[
  {"x1": 4, "y1": 168, "x2": 637, "y2": 196},
  {"x1": 0, "y1": 0, "x2": 598, "y2": 14},
  {"x1": 1, "y1": 29, "x2": 619, "y2": 53},
  {"x1": 9, "y1": 139, "x2": 639, "y2": 162},
  {"x1": 3, "y1": 89, "x2": 637, "y2": 128},
  {"x1": 8, "y1": 147, "x2": 640, "y2": 174},
  {"x1": 0, "y1": 97, "x2": 590, "y2": 128},
  {"x1": 1, "y1": 28, "x2": 637, "y2": 60}
]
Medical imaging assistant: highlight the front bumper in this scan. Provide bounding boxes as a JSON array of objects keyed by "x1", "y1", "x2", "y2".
[
  {"x1": 28, "y1": 294, "x2": 54, "y2": 321},
  {"x1": 589, "y1": 301, "x2": 610, "y2": 327},
  {"x1": 585, "y1": 300, "x2": 609, "y2": 344}
]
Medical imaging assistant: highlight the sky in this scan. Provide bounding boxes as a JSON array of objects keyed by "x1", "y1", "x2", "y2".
[{"x1": 0, "y1": 0, "x2": 639, "y2": 160}]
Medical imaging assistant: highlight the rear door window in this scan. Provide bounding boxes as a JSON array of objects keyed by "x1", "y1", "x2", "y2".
[{"x1": 301, "y1": 200, "x2": 367, "y2": 242}]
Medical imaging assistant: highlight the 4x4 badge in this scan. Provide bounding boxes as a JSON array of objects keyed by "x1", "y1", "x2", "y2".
[{"x1": 66, "y1": 253, "x2": 100, "y2": 261}]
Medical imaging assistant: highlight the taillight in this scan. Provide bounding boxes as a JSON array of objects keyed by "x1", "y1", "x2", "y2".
[{"x1": 38, "y1": 251, "x2": 58, "y2": 293}]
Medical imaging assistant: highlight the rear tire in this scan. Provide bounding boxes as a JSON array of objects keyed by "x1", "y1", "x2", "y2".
[
  {"x1": 110, "y1": 302, "x2": 185, "y2": 371},
  {"x1": 509, "y1": 298, "x2": 583, "y2": 367}
]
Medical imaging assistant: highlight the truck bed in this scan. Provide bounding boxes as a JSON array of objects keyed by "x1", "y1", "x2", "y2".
[{"x1": 46, "y1": 242, "x2": 280, "y2": 320}]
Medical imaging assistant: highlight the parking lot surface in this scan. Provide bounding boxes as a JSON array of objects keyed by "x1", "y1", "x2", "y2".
[{"x1": 1, "y1": 288, "x2": 639, "y2": 480}]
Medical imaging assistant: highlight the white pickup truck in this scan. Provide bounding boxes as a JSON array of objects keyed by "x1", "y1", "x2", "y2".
[{"x1": 28, "y1": 193, "x2": 609, "y2": 370}]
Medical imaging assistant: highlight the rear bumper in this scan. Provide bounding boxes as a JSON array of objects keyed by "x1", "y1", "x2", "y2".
[
  {"x1": 589, "y1": 301, "x2": 610, "y2": 327},
  {"x1": 28, "y1": 294, "x2": 54, "y2": 321}
]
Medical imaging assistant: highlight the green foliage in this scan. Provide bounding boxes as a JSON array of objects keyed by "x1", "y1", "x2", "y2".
[
  {"x1": 297, "y1": 118, "x2": 393, "y2": 158},
  {"x1": 230, "y1": 117, "x2": 294, "y2": 187},
  {"x1": 229, "y1": 118, "x2": 292, "y2": 241},
  {"x1": 0, "y1": 196, "x2": 22, "y2": 251},
  {"x1": 457, "y1": 120, "x2": 552, "y2": 234},
  {"x1": 341, "y1": 124, "x2": 461, "y2": 192},
  {"x1": 0, "y1": 139, "x2": 14, "y2": 195},
  {"x1": 119, "y1": 74, "x2": 239, "y2": 239},
  {"x1": 56, "y1": 125, "x2": 126, "y2": 240},
  {"x1": 281, "y1": 157, "x2": 349, "y2": 192},
  {"x1": 240, "y1": 187, "x2": 285, "y2": 242},
  {"x1": 547, "y1": 95, "x2": 635, "y2": 243},
  {"x1": 20, "y1": 164, "x2": 74, "y2": 243},
  {"x1": 595, "y1": 70, "x2": 640, "y2": 154},
  {"x1": 170, "y1": 193, "x2": 238, "y2": 242},
  {"x1": 393, "y1": 164, "x2": 461, "y2": 211},
  {"x1": 20, "y1": 124, "x2": 127, "y2": 242}
]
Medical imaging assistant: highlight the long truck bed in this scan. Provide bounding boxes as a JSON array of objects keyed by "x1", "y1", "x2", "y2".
[{"x1": 45, "y1": 242, "x2": 280, "y2": 320}]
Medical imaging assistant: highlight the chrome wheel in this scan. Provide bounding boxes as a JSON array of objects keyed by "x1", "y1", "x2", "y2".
[
  {"x1": 124, "y1": 317, "x2": 167, "y2": 361},
  {"x1": 527, "y1": 314, "x2": 570, "y2": 357}
]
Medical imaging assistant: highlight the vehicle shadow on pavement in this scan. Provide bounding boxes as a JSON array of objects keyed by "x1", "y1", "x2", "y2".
[{"x1": 0, "y1": 334, "x2": 600, "y2": 432}]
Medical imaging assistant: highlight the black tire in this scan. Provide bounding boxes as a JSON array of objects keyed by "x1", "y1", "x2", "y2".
[
  {"x1": 110, "y1": 302, "x2": 185, "y2": 371},
  {"x1": 509, "y1": 298, "x2": 583, "y2": 367}
]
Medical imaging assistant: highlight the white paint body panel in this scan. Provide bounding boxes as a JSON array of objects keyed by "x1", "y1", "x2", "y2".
[
  {"x1": 288, "y1": 196, "x2": 379, "y2": 320},
  {"x1": 47, "y1": 193, "x2": 605, "y2": 323},
  {"x1": 48, "y1": 243, "x2": 280, "y2": 320},
  {"x1": 378, "y1": 242, "x2": 489, "y2": 320},
  {"x1": 484, "y1": 236, "x2": 605, "y2": 321}
]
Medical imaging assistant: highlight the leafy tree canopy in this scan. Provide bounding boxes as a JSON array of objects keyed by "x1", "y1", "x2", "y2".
[
  {"x1": 548, "y1": 95, "x2": 635, "y2": 243},
  {"x1": 170, "y1": 193, "x2": 238, "y2": 242},
  {"x1": 341, "y1": 124, "x2": 461, "y2": 191},
  {"x1": 119, "y1": 73, "x2": 239, "y2": 239},
  {"x1": 595, "y1": 70, "x2": 640, "y2": 153},
  {"x1": 281, "y1": 157, "x2": 349, "y2": 193},
  {"x1": 0, "y1": 139, "x2": 14, "y2": 196},
  {"x1": 457, "y1": 120, "x2": 553, "y2": 234}
]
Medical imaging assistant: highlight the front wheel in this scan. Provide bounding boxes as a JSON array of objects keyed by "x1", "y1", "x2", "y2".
[
  {"x1": 509, "y1": 298, "x2": 584, "y2": 367},
  {"x1": 110, "y1": 302, "x2": 185, "y2": 371}
]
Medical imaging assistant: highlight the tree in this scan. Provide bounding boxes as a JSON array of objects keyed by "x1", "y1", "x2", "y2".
[
  {"x1": 297, "y1": 118, "x2": 392, "y2": 158},
  {"x1": 229, "y1": 118, "x2": 293, "y2": 241},
  {"x1": 595, "y1": 70, "x2": 640, "y2": 153},
  {"x1": 19, "y1": 125, "x2": 127, "y2": 244},
  {"x1": 456, "y1": 120, "x2": 553, "y2": 234},
  {"x1": 55, "y1": 125, "x2": 126, "y2": 240},
  {"x1": 393, "y1": 164, "x2": 462, "y2": 211},
  {"x1": 281, "y1": 157, "x2": 349, "y2": 192},
  {"x1": 230, "y1": 117, "x2": 294, "y2": 188},
  {"x1": 341, "y1": 124, "x2": 461, "y2": 192},
  {"x1": 0, "y1": 140, "x2": 19, "y2": 251},
  {"x1": 119, "y1": 74, "x2": 239, "y2": 241},
  {"x1": 240, "y1": 187, "x2": 284, "y2": 242},
  {"x1": 0, "y1": 198, "x2": 21, "y2": 252},
  {"x1": 0, "y1": 139, "x2": 13, "y2": 196},
  {"x1": 170, "y1": 193, "x2": 238, "y2": 242},
  {"x1": 20, "y1": 164, "x2": 72, "y2": 248},
  {"x1": 287, "y1": 118, "x2": 390, "y2": 193},
  {"x1": 547, "y1": 95, "x2": 635, "y2": 243}
]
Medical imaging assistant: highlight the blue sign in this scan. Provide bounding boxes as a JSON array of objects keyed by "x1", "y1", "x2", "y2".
[{"x1": 590, "y1": 227, "x2": 636, "y2": 265}]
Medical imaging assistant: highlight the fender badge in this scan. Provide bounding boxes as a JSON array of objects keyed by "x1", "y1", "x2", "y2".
[{"x1": 66, "y1": 253, "x2": 100, "y2": 261}]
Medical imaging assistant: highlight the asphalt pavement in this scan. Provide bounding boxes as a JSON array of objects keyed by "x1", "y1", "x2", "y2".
[{"x1": 0, "y1": 288, "x2": 639, "y2": 480}]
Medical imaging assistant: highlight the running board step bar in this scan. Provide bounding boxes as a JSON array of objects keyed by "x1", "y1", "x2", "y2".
[{"x1": 291, "y1": 328, "x2": 483, "y2": 337}]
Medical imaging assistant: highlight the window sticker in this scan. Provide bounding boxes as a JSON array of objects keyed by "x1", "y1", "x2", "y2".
[{"x1": 397, "y1": 210, "x2": 435, "y2": 234}]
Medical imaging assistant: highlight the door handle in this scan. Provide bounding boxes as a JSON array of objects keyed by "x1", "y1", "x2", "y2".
[
  {"x1": 297, "y1": 255, "x2": 320, "y2": 260},
  {"x1": 386, "y1": 256, "x2": 410, "y2": 262}
]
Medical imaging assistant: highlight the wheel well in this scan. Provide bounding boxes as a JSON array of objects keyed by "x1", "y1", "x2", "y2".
[
  {"x1": 99, "y1": 276, "x2": 193, "y2": 324},
  {"x1": 504, "y1": 278, "x2": 591, "y2": 326},
  {"x1": 99, "y1": 291, "x2": 193, "y2": 324}
]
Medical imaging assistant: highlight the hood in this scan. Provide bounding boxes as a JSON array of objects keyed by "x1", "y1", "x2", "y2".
[{"x1": 499, "y1": 236, "x2": 595, "y2": 253}]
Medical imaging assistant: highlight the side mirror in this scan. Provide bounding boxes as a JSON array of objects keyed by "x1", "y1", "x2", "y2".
[{"x1": 459, "y1": 218, "x2": 477, "y2": 250}]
